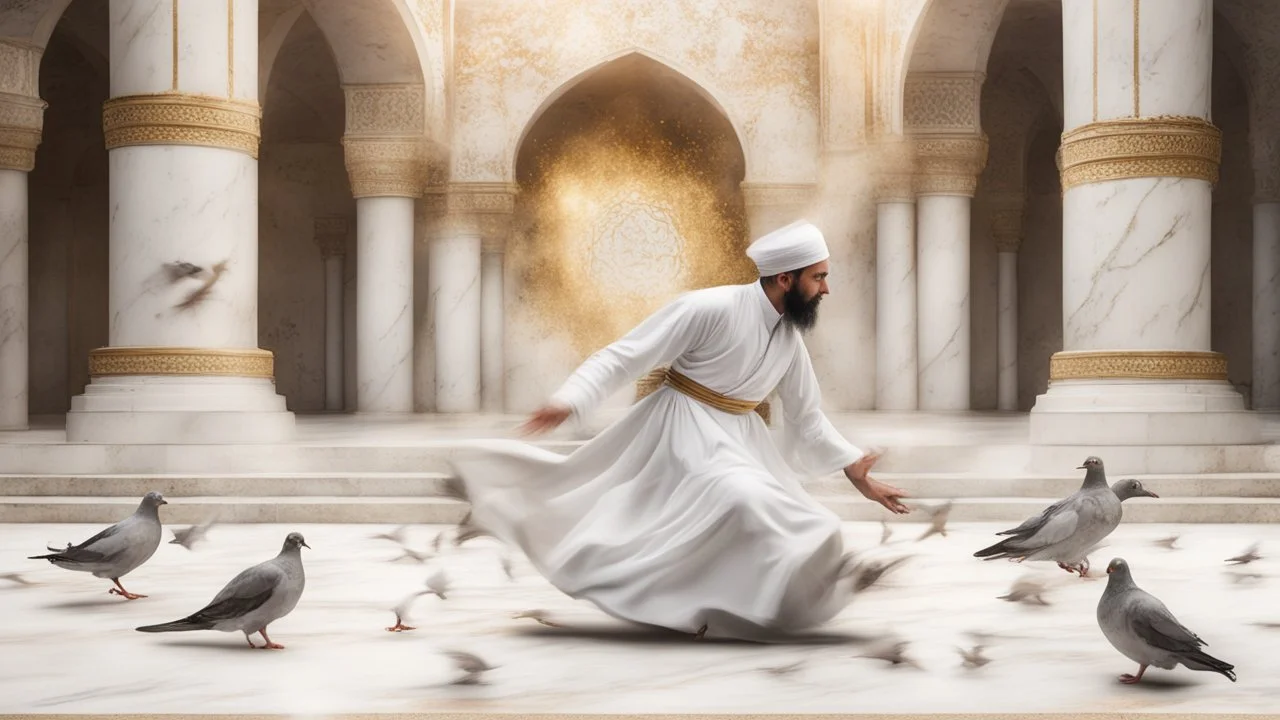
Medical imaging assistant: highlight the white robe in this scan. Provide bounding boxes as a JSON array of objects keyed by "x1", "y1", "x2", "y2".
[{"x1": 447, "y1": 281, "x2": 867, "y2": 641}]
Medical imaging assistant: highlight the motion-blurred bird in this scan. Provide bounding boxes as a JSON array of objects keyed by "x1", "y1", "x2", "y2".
[
  {"x1": 1151, "y1": 535, "x2": 1180, "y2": 550},
  {"x1": 445, "y1": 650, "x2": 495, "y2": 685},
  {"x1": 997, "y1": 575, "x2": 1051, "y2": 606},
  {"x1": 164, "y1": 261, "x2": 205, "y2": 282},
  {"x1": 174, "y1": 259, "x2": 228, "y2": 310},
  {"x1": 957, "y1": 644, "x2": 991, "y2": 669},
  {"x1": 1226, "y1": 542, "x2": 1261, "y2": 565},
  {"x1": 916, "y1": 500, "x2": 953, "y2": 541},
  {"x1": 512, "y1": 609, "x2": 562, "y2": 628},
  {"x1": 169, "y1": 520, "x2": 216, "y2": 550}
]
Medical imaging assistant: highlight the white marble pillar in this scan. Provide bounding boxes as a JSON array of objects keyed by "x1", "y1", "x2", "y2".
[
  {"x1": 341, "y1": 87, "x2": 428, "y2": 414},
  {"x1": 1253, "y1": 202, "x2": 1280, "y2": 411},
  {"x1": 314, "y1": 218, "x2": 347, "y2": 412},
  {"x1": 996, "y1": 249, "x2": 1019, "y2": 411},
  {"x1": 991, "y1": 199, "x2": 1024, "y2": 411},
  {"x1": 873, "y1": 166, "x2": 917, "y2": 410},
  {"x1": 430, "y1": 229, "x2": 481, "y2": 413},
  {"x1": 480, "y1": 240, "x2": 505, "y2": 412},
  {"x1": 352, "y1": 197, "x2": 414, "y2": 412},
  {"x1": 916, "y1": 195, "x2": 971, "y2": 410},
  {"x1": 67, "y1": 0, "x2": 295, "y2": 444},
  {"x1": 0, "y1": 56, "x2": 46, "y2": 431},
  {"x1": 0, "y1": 169, "x2": 29, "y2": 430},
  {"x1": 1029, "y1": 0, "x2": 1258, "y2": 468}
]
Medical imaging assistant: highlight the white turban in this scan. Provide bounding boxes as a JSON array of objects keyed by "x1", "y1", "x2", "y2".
[{"x1": 745, "y1": 220, "x2": 830, "y2": 277}]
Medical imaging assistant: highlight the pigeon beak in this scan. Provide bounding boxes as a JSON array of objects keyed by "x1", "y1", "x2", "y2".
[
  {"x1": 301, "y1": 541, "x2": 311, "y2": 549},
  {"x1": 1145, "y1": 490, "x2": 1160, "y2": 498},
  {"x1": 1106, "y1": 566, "x2": 1113, "y2": 574},
  {"x1": 1076, "y1": 465, "x2": 1086, "y2": 469},
  {"x1": 159, "y1": 499, "x2": 168, "y2": 505}
]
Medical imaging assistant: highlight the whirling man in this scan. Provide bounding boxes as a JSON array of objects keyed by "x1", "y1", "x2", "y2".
[{"x1": 449, "y1": 220, "x2": 910, "y2": 641}]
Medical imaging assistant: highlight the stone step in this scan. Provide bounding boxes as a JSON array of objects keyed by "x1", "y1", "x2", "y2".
[
  {"x1": 1, "y1": 494, "x2": 1275, "y2": 524},
  {"x1": 3, "y1": 471, "x2": 1279, "y2": 500},
  {"x1": 0, "y1": 473, "x2": 454, "y2": 497}
]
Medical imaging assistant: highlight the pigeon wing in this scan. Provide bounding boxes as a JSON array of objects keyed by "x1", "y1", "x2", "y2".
[
  {"x1": 1005, "y1": 504, "x2": 1082, "y2": 551},
  {"x1": 186, "y1": 561, "x2": 283, "y2": 623},
  {"x1": 1127, "y1": 593, "x2": 1207, "y2": 654},
  {"x1": 996, "y1": 493, "x2": 1076, "y2": 537},
  {"x1": 53, "y1": 519, "x2": 137, "y2": 564}
]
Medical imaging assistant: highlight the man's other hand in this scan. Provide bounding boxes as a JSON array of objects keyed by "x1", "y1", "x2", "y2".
[{"x1": 518, "y1": 404, "x2": 572, "y2": 436}]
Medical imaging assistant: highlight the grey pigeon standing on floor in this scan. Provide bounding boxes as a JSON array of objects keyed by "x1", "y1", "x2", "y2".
[
  {"x1": 973, "y1": 457, "x2": 1156, "y2": 577},
  {"x1": 135, "y1": 532, "x2": 309, "y2": 649},
  {"x1": 1097, "y1": 557, "x2": 1236, "y2": 684},
  {"x1": 27, "y1": 491, "x2": 168, "y2": 599}
]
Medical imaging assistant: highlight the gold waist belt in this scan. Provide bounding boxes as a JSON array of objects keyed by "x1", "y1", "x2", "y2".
[{"x1": 663, "y1": 368, "x2": 770, "y2": 423}]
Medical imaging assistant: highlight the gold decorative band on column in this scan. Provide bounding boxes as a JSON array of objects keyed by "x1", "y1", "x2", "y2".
[
  {"x1": 0, "y1": 92, "x2": 48, "y2": 172},
  {"x1": 88, "y1": 347, "x2": 275, "y2": 379},
  {"x1": 634, "y1": 366, "x2": 772, "y2": 424},
  {"x1": 102, "y1": 93, "x2": 262, "y2": 159},
  {"x1": 342, "y1": 136, "x2": 426, "y2": 198},
  {"x1": 912, "y1": 135, "x2": 988, "y2": 197},
  {"x1": 1058, "y1": 115, "x2": 1221, "y2": 191},
  {"x1": 1048, "y1": 350, "x2": 1228, "y2": 382}
]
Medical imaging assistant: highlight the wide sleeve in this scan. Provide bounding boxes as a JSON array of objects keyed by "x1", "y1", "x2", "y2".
[
  {"x1": 773, "y1": 338, "x2": 865, "y2": 477},
  {"x1": 549, "y1": 292, "x2": 717, "y2": 420}
]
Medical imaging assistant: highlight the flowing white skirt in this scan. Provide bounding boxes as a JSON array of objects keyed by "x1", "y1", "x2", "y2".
[{"x1": 446, "y1": 386, "x2": 859, "y2": 641}]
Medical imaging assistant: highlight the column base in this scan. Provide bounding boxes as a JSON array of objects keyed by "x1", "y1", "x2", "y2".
[
  {"x1": 66, "y1": 375, "x2": 295, "y2": 444},
  {"x1": 1029, "y1": 378, "x2": 1262, "y2": 473}
]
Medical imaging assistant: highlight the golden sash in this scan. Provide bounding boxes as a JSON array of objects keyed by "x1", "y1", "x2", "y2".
[{"x1": 662, "y1": 368, "x2": 771, "y2": 424}]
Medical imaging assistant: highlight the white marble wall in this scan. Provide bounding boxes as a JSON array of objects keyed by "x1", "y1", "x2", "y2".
[
  {"x1": 0, "y1": 170, "x2": 28, "y2": 429},
  {"x1": 355, "y1": 197, "x2": 414, "y2": 413},
  {"x1": 917, "y1": 195, "x2": 971, "y2": 410},
  {"x1": 430, "y1": 233, "x2": 482, "y2": 413},
  {"x1": 324, "y1": 254, "x2": 344, "y2": 410},
  {"x1": 875, "y1": 201, "x2": 916, "y2": 409}
]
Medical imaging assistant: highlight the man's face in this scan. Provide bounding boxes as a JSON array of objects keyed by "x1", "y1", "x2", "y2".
[{"x1": 780, "y1": 260, "x2": 830, "y2": 332}]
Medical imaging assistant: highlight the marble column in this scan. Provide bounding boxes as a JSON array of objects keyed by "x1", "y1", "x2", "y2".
[
  {"x1": 67, "y1": 0, "x2": 296, "y2": 444},
  {"x1": 0, "y1": 84, "x2": 42, "y2": 430},
  {"x1": 1029, "y1": 0, "x2": 1258, "y2": 468},
  {"x1": 431, "y1": 184, "x2": 515, "y2": 413},
  {"x1": 341, "y1": 85, "x2": 428, "y2": 413},
  {"x1": 872, "y1": 141, "x2": 917, "y2": 410},
  {"x1": 314, "y1": 217, "x2": 347, "y2": 412},
  {"x1": 913, "y1": 137, "x2": 987, "y2": 410},
  {"x1": 480, "y1": 237, "x2": 507, "y2": 413},
  {"x1": 1250, "y1": 115, "x2": 1280, "y2": 412},
  {"x1": 991, "y1": 198, "x2": 1024, "y2": 411}
]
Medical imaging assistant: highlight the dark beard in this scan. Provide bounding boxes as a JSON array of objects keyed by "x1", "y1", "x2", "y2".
[{"x1": 782, "y1": 284, "x2": 821, "y2": 332}]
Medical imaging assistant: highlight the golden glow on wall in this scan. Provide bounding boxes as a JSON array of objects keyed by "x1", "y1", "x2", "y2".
[{"x1": 513, "y1": 101, "x2": 754, "y2": 357}]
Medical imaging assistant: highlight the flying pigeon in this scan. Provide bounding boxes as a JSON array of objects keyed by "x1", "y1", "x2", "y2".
[
  {"x1": 997, "y1": 575, "x2": 1051, "y2": 606},
  {"x1": 1226, "y1": 542, "x2": 1261, "y2": 565},
  {"x1": 857, "y1": 640, "x2": 922, "y2": 669},
  {"x1": 28, "y1": 491, "x2": 168, "y2": 599},
  {"x1": 390, "y1": 547, "x2": 434, "y2": 564},
  {"x1": 512, "y1": 609, "x2": 562, "y2": 628},
  {"x1": 369, "y1": 525, "x2": 410, "y2": 545},
  {"x1": 135, "y1": 532, "x2": 309, "y2": 649},
  {"x1": 387, "y1": 570, "x2": 449, "y2": 632},
  {"x1": 879, "y1": 519, "x2": 893, "y2": 545},
  {"x1": 957, "y1": 644, "x2": 991, "y2": 669},
  {"x1": 453, "y1": 512, "x2": 495, "y2": 547},
  {"x1": 973, "y1": 457, "x2": 1156, "y2": 576},
  {"x1": 1096, "y1": 557, "x2": 1236, "y2": 684},
  {"x1": 916, "y1": 500, "x2": 953, "y2": 541},
  {"x1": 1151, "y1": 535, "x2": 1180, "y2": 550},
  {"x1": 164, "y1": 261, "x2": 205, "y2": 282},
  {"x1": 169, "y1": 519, "x2": 217, "y2": 550},
  {"x1": 445, "y1": 650, "x2": 495, "y2": 685}
]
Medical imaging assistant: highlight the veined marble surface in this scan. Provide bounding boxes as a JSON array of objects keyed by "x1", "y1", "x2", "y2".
[
  {"x1": 0, "y1": 169, "x2": 28, "y2": 430},
  {"x1": 430, "y1": 234, "x2": 482, "y2": 413},
  {"x1": 355, "y1": 197, "x2": 415, "y2": 413},
  {"x1": 916, "y1": 196, "x2": 970, "y2": 410},
  {"x1": 875, "y1": 201, "x2": 917, "y2": 410},
  {"x1": 1062, "y1": 177, "x2": 1211, "y2": 351},
  {"x1": 0, "y1": 521, "x2": 1275, "y2": 714}
]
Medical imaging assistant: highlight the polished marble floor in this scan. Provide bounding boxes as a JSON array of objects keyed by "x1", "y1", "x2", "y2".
[{"x1": 1, "y1": 520, "x2": 1275, "y2": 715}]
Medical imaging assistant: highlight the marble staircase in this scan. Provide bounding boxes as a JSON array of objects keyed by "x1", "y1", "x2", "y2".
[{"x1": 1, "y1": 412, "x2": 1277, "y2": 524}]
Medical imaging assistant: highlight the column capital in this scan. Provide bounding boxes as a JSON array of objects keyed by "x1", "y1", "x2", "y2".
[
  {"x1": 1058, "y1": 116, "x2": 1221, "y2": 193},
  {"x1": 912, "y1": 134, "x2": 988, "y2": 197},
  {"x1": 739, "y1": 182, "x2": 816, "y2": 208},
  {"x1": 989, "y1": 194, "x2": 1025, "y2": 253},
  {"x1": 870, "y1": 136, "x2": 917, "y2": 203},
  {"x1": 313, "y1": 216, "x2": 349, "y2": 258},
  {"x1": 0, "y1": 91, "x2": 46, "y2": 172},
  {"x1": 340, "y1": 83, "x2": 432, "y2": 199},
  {"x1": 436, "y1": 182, "x2": 518, "y2": 247}
]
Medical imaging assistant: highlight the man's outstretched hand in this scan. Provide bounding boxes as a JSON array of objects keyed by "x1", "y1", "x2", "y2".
[
  {"x1": 518, "y1": 404, "x2": 572, "y2": 436},
  {"x1": 844, "y1": 451, "x2": 911, "y2": 515}
]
